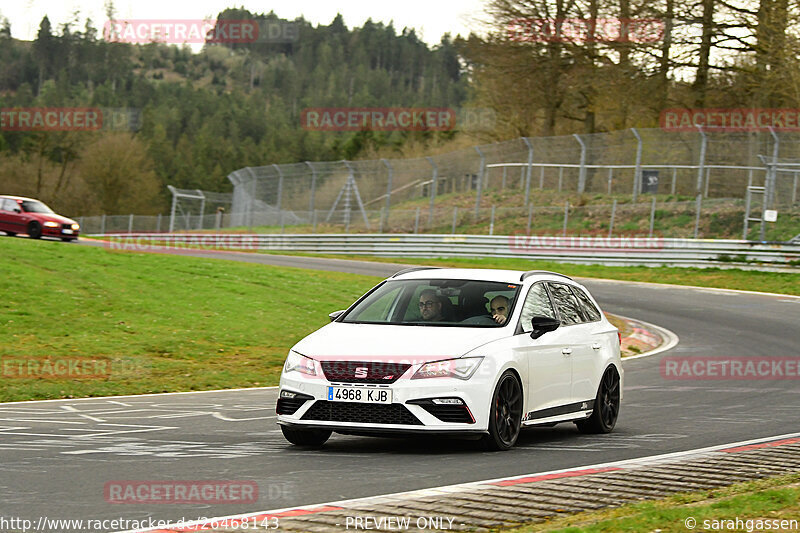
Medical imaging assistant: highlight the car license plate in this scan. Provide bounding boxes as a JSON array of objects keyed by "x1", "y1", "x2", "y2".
[
  {"x1": 327, "y1": 386, "x2": 392, "y2": 404},
  {"x1": 62, "y1": 229, "x2": 73, "y2": 234}
]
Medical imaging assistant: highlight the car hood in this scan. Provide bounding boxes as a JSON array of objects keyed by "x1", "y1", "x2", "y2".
[
  {"x1": 292, "y1": 322, "x2": 506, "y2": 363},
  {"x1": 31, "y1": 213, "x2": 77, "y2": 225}
]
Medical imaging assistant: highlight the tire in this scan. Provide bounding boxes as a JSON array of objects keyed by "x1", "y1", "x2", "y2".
[
  {"x1": 5, "y1": 231, "x2": 16, "y2": 237},
  {"x1": 27, "y1": 221, "x2": 42, "y2": 239},
  {"x1": 482, "y1": 371, "x2": 523, "y2": 451},
  {"x1": 576, "y1": 366, "x2": 621, "y2": 434},
  {"x1": 61, "y1": 238, "x2": 76, "y2": 242},
  {"x1": 280, "y1": 425, "x2": 331, "y2": 446}
]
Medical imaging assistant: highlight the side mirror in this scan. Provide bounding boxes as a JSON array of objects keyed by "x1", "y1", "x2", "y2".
[
  {"x1": 530, "y1": 315, "x2": 560, "y2": 339},
  {"x1": 328, "y1": 310, "x2": 345, "y2": 322},
  {"x1": 13, "y1": 208, "x2": 21, "y2": 214}
]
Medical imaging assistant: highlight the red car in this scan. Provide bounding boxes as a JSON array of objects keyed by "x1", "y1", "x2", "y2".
[{"x1": 0, "y1": 195, "x2": 80, "y2": 241}]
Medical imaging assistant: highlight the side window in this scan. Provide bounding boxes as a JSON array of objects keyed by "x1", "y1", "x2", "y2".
[
  {"x1": 571, "y1": 286, "x2": 601, "y2": 322},
  {"x1": 0, "y1": 199, "x2": 12, "y2": 212},
  {"x1": 519, "y1": 283, "x2": 556, "y2": 333},
  {"x1": 548, "y1": 283, "x2": 584, "y2": 326},
  {"x1": 351, "y1": 285, "x2": 403, "y2": 322}
]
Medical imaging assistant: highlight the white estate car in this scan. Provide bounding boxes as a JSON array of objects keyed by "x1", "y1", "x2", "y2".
[{"x1": 277, "y1": 268, "x2": 622, "y2": 450}]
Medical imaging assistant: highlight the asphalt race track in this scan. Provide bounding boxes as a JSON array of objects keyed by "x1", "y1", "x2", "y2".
[{"x1": 2, "y1": 243, "x2": 799, "y2": 531}]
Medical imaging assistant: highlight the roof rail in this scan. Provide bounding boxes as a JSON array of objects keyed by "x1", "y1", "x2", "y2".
[
  {"x1": 520, "y1": 270, "x2": 573, "y2": 282},
  {"x1": 391, "y1": 266, "x2": 442, "y2": 278}
]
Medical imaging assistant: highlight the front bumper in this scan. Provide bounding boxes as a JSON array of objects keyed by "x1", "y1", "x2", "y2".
[{"x1": 277, "y1": 371, "x2": 492, "y2": 434}]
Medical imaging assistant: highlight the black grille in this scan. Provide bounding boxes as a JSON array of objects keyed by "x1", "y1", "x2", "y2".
[
  {"x1": 417, "y1": 404, "x2": 475, "y2": 424},
  {"x1": 276, "y1": 398, "x2": 308, "y2": 415},
  {"x1": 320, "y1": 361, "x2": 411, "y2": 384},
  {"x1": 62, "y1": 223, "x2": 72, "y2": 229},
  {"x1": 302, "y1": 401, "x2": 422, "y2": 425}
]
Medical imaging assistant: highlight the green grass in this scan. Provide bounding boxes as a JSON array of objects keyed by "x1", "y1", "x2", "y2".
[
  {"x1": 493, "y1": 473, "x2": 800, "y2": 532},
  {"x1": 0, "y1": 237, "x2": 381, "y2": 402},
  {"x1": 283, "y1": 254, "x2": 800, "y2": 296}
]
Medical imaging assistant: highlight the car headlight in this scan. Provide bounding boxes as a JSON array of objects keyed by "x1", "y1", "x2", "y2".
[
  {"x1": 71, "y1": 223, "x2": 80, "y2": 230},
  {"x1": 284, "y1": 351, "x2": 317, "y2": 376},
  {"x1": 411, "y1": 357, "x2": 483, "y2": 380},
  {"x1": 43, "y1": 221, "x2": 59, "y2": 228}
]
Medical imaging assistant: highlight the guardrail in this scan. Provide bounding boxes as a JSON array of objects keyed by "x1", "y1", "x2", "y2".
[{"x1": 91, "y1": 233, "x2": 800, "y2": 271}]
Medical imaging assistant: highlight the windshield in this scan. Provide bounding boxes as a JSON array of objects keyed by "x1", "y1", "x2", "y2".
[
  {"x1": 341, "y1": 279, "x2": 520, "y2": 327},
  {"x1": 20, "y1": 200, "x2": 54, "y2": 214}
]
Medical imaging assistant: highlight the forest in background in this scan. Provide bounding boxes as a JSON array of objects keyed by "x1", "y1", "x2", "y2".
[{"x1": 1, "y1": 0, "x2": 799, "y2": 215}]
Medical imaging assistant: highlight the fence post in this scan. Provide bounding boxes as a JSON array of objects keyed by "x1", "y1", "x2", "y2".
[
  {"x1": 574, "y1": 134, "x2": 587, "y2": 194},
  {"x1": 101, "y1": 214, "x2": 106, "y2": 235},
  {"x1": 762, "y1": 128, "x2": 780, "y2": 241},
  {"x1": 414, "y1": 206, "x2": 421, "y2": 234},
  {"x1": 693, "y1": 194, "x2": 702, "y2": 239},
  {"x1": 523, "y1": 137, "x2": 534, "y2": 205},
  {"x1": 305, "y1": 161, "x2": 316, "y2": 215},
  {"x1": 501, "y1": 167, "x2": 507, "y2": 190},
  {"x1": 451, "y1": 206, "x2": 458, "y2": 234},
  {"x1": 527, "y1": 204, "x2": 533, "y2": 234},
  {"x1": 156, "y1": 213, "x2": 162, "y2": 233},
  {"x1": 167, "y1": 184, "x2": 177, "y2": 233},
  {"x1": 427, "y1": 156, "x2": 438, "y2": 229},
  {"x1": 196, "y1": 189, "x2": 206, "y2": 230},
  {"x1": 272, "y1": 164, "x2": 284, "y2": 223},
  {"x1": 607, "y1": 167, "x2": 613, "y2": 195},
  {"x1": 649, "y1": 196, "x2": 657, "y2": 238},
  {"x1": 128, "y1": 214, "x2": 134, "y2": 234},
  {"x1": 381, "y1": 159, "x2": 393, "y2": 230},
  {"x1": 539, "y1": 166, "x2": 545, "y2": 190},
  {"x1": 671, "y1": 167, "x2": 677, "y2": 195},
  {"x1": 558, "y1": 166, "x2": 563, "y2": 192},
  {"x1": 631, "y1": 128, "x2": 643, "y2": 202},
  {"x1": 489, "y1": 205, "x2": 496, "y2": 235},
  {"x1": 694, "y1": 126, "x2": 707, "y2": 239},
  {"x1": 562, "y1": 201, "x2": 569, "y2": 237},
  {"x1": 608, "y1": 199, "x2": 617, "y2": 238},
  {"x1": 704, "y1": 167, "x2": 711, "y2": 198},
  {"x1": 474, "y1": 146, "x2": 485, "y2": 218}
]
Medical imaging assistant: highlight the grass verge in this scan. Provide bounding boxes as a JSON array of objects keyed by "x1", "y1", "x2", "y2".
[
  {"x1": 0, "y1": 237, "x2": 381, "y2": 402},
  {"x1": 492, "y1": 472, "x2": 800, "y2": 532}
]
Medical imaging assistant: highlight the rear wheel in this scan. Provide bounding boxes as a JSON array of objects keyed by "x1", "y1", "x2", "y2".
[
  {"x1": 280, "y1": 425, "x2": 331, "y2": 447},
  {"x1": 576, "y1": 366, "x2": 620, "y2": 434},
  {"x1": 27, "y1": 221, "x2": 42, "y2": 239},
  {"x1": 482, "y1": 371, "x2": 523, "y2": 451},
  {"x1": 61, "y1": 238, "x2": 76, "y2": 242},
  {"x1": 5, "y1": 231, "x2": 16, "y2": 237}
]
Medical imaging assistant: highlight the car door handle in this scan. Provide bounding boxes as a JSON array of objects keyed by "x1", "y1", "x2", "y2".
[
  {"x1": 561, "y1": 348, "x2": 572, "y2": 356},
  {"x1": 592, "y1": 343, "x2": 602, "y2": 350}
]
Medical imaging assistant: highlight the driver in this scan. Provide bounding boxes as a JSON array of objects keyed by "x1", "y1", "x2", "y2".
[
  {"x1": 418, "y1": 289, "x2": 443, "y2": 321},
  {"x1": 490, "y1": 295, "x2": 510, "y2": 325}
]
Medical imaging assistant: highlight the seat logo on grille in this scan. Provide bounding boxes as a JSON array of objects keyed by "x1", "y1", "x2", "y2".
[{"x1": 354, "y1": 367, "x2": 369, "y2": 378}]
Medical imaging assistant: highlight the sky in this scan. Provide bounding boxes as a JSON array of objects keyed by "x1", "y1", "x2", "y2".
[{"x1": 1, "y1": 0, "x2": 488, "y2": 46}]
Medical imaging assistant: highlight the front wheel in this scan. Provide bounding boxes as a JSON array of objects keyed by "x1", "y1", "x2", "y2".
[
  {"x1": 27, "y1": 221, "x2": 42, "y2": 239},
  {"x1": 280, "y1": 425, "x2": 331, "y2": 447},
  {"x1": 5, "y1": 231, "x2": 16, "y2": 237},
  {"x1": 482, "y1": 371, "x2": 523, "y2": 451},
  {"x1": 576, "y1": 366, "x2": 620, "y2": 434}
]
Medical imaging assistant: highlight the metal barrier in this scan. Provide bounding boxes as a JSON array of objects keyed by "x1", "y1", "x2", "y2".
[{"x1": 92, "y1": 233, "x2": 800, "y2": 271}]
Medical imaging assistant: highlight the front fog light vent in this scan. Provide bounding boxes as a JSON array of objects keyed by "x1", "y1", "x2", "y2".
[
  {"x1": 432, "y1": 398, "x2": 464, "y2": 405},
  {"x1": 280, "y1": 390, "x2": 297, "y2": 399}
]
